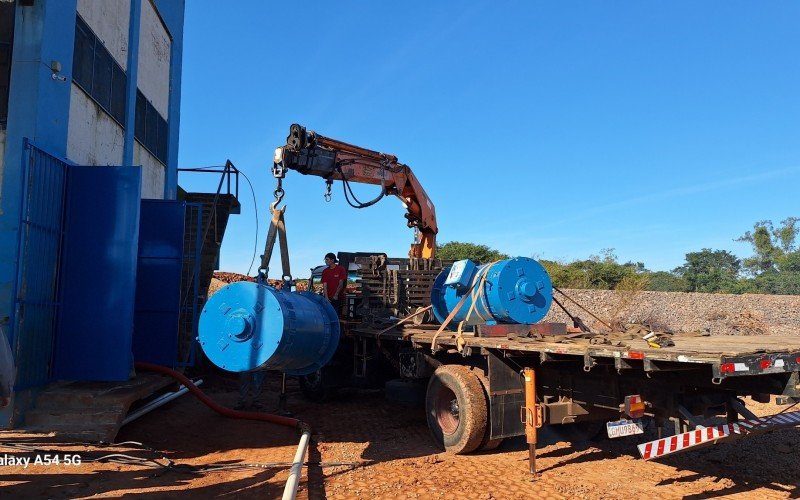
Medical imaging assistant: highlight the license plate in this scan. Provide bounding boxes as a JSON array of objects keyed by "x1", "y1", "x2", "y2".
[{"x1": 606, "y1": 419, "x2": 644, "y2": 439}]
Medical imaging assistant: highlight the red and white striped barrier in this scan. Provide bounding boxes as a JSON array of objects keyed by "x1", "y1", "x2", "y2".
[{"x1": 638, "y1": 410, "x2": 800, "y2": 461}]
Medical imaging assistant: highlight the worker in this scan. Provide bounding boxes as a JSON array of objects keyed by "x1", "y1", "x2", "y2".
[{"x1": 322, "y1": 252, "x2": 346, "y2": 316}]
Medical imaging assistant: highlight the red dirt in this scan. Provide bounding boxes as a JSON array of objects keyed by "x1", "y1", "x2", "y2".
[{"x1": 1, "y1": 374, "x2": 798, "y2": 499}]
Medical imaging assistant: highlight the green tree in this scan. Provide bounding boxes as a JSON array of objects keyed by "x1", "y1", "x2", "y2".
[
  {"x1": 736, "y1": 218, "x2": 799, "y2": 274},
  {"x1": 751, "y1": 271, "x2": 800, "y2": 295},
  {"x1": 540, "y1": 259, "x2": 586, "y2": 288},
  {"x1": 782, "y1": 251, "x2": 800, "y2": 272},
  {"x1": 542, "y1": 249, "x2": 643, "y2": 290},
  {"x1": 646, "y1": 271, "x2": 688, "y2": 292},
  {"x1": 673, "y1": 248, "x2": 741, "y2": 293},
  {"x1": 436, "y1": 241, "x2": 509, "y2": 264}
]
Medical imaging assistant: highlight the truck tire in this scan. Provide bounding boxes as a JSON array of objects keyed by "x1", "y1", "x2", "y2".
[{"x1": 426, "y1": 365, "x2": 488, "y2": 454}]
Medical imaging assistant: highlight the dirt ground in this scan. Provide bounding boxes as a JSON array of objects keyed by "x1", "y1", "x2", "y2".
[{"x1": 1, "y1": 373, "x2": 798, "y2": 500}]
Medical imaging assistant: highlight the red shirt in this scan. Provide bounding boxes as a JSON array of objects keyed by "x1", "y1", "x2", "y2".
[{"x1": 321, "y1": 264, "x2": 346, "y2": 299}]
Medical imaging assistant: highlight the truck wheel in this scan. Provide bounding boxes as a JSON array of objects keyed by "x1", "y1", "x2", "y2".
[
  {"x1": 426, "y1": 365, "x2": 488, "y2": 454},
  {"x1": 299, "y1": 369, "x2": 330, "y2": 402}
]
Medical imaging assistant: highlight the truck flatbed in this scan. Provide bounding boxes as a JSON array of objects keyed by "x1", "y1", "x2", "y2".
[
  {"x1": 349, "y1": 324, "x2": 800, "y2": 381},
  {"x1": 313, "y1": 256, "x2": 800, "y2": 464}
]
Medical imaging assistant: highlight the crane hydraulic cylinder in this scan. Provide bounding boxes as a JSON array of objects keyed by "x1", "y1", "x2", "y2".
[
  {"x1": 198, "y1": 282, "x2": 340, "y2": 375},
  {"x1": 430, "y1": 257, "x2": 553, "y2": 326}
]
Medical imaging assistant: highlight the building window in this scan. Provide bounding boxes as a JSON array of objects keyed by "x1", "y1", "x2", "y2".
[
  {"x1": 0, "y1": 2, "x2": 14, "y2": 128},
  {"x1": 134, "y1": 89, "x2": 168, "y2": 164},
  {"x1": 72, "y1": 15, "x2": 126, "y2": 125},
  {"x1": 72, "y1": 14, "x2": 169, "y2": 165}
]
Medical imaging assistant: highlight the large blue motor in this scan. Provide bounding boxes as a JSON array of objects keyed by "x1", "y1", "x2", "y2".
[
  {"x1": 431, "y1": 257, "x2": 553, "y2": 326},
  {"x1": 198, "y1": 281, "x2": 340, "y2": 375}
]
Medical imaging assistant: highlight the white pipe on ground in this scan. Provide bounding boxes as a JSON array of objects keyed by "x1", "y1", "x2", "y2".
[
  {"x1": 282, "y1": 428, "x2": 311, "y2": 500},
  {"x1": 121, "y1": 379, "x2": 202, "y2": 426}
]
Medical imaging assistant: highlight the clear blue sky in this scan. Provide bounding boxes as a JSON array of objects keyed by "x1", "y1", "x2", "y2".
[{"x1": 177, "y1": 2, "x2": 800, "y2": 278}]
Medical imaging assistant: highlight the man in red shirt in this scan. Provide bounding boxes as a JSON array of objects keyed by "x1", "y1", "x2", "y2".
[{"x1": 321, "y1": 252, "x2": 346, "y2": 316}]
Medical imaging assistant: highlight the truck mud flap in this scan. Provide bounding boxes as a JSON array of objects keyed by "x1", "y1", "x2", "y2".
[{"x1": 638, "y1": 410, "x2": 800, "y2": 461}]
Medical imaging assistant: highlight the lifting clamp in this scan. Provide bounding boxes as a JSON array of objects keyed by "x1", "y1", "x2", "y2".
[
  {"x1": 259, "y1": 163, "x2": 293, "y2": 286},
  {"x1": 258, "y1": 168, "x2": 295, "y2": 415}
]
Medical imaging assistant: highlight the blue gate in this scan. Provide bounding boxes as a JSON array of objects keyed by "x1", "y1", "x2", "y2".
[
  {"x1": 53, "y1": 164, "x2": 141, "y2": 381},
  {"x1": 177, "y1": 202, "x2": 203, "y2": 367},
  {"x1": 133, "y1": 200, "x2": 185, "y2": 367},
  {"x1": 11, "y1": 140, "x2": 68, "y2": 389}
]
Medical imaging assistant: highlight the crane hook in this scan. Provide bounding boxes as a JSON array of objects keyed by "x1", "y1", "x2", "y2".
[
  {"x1": 271, "y1": 185, "x2": 285, "y2": 211},
  {"x1": 271, "y1": 174, "x2": 286, "y2": 211},
  {"x1": 272, "y1": 160, "x2": 287, "y2": 210}
]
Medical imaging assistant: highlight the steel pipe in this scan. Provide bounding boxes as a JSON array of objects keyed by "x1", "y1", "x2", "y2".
[
  {"x1": 282, "y1": 428, "x2": 311, "y2": 500},
  {"x1": 134, "y1": 361, "x2": 301, "y2": 428},
  {"x1": 121, "y1": 379, "x2": 202, "y2": 426}
]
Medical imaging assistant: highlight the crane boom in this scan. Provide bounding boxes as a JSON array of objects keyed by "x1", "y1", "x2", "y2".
[{"x1": 274, "y1": 124, "x2": 438, "y2": 258}]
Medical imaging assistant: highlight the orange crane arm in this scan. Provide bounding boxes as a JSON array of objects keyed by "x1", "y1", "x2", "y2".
[{"x1": 274, "y1": 124, "x2": 438, "y2": 258}]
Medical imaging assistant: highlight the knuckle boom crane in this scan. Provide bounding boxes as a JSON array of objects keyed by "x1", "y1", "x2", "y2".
[
  {"x1": 272, "y1": 124, "x2": 438, "y2": 258},
  {"x1": 200, "y1": 124, "x2": 800, "y2": 473}
]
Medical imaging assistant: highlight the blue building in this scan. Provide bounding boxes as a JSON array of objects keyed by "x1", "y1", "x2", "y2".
[{"x1": 0, "y1": 0, "x2": 187, "y2": 428}]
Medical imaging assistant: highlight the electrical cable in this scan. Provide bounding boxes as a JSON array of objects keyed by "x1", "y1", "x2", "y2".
[
  {"x1": 0, "y1": 440, "x2": 365, "y2": 475},
  {"x1": 238, "y1": 169, "x2": 259, "y2": 276}
]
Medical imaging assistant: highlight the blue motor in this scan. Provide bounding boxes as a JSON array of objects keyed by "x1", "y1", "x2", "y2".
[
  {"x1": 198, "y1": 281, "x2": 340, "y2": 375},
  {"x1": 431, "y1": 257, "x2": 553, "y2": 327}
]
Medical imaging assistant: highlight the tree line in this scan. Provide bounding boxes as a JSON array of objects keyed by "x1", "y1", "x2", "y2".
[{"x1": 435, "y1": 218, "x2": 800, "y2": 295}]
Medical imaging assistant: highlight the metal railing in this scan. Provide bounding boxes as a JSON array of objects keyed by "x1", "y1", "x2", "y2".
[
  {"x1": 178, "y1": 160, "x2": 240, "y2": 200},
  {"x1": 176, "y1": 160, "x2": 240, "y2": 366}
]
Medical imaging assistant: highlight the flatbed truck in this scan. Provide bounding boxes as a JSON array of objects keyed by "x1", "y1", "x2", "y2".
[{"x1": 302, "y1": 256, "x2": 800, "y2": 462}]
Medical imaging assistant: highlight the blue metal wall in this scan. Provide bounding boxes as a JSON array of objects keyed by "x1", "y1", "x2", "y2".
[
  {"x1": 0, "y1": 0, "x2": 76, "y2": 371},
  {"x1": 11, "y1": 141, "x2": 68, "y2": 389},
  {"x1": 53, "y1": 165, "x2": 142, "y2": 381},
  {"x1": 1, "y1": 0, "x2": 186, "y2": 345},
  {"x1": 133, "y1": 200, "x2": 185, "y2": 367},
  {"x1": 0, "y1": 0, "x2": 186, "y2": 426}
]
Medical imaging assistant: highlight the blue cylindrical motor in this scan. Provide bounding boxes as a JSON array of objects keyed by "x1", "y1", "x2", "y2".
[
  {"x1": 431, "y1": 257, "x2": 553, "y2": 327},
  {"x1": 198, "y1": 281, "x2": 340, "y2": 375}
]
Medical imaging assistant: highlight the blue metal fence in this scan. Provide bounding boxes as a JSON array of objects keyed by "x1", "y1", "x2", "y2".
[
  {"x1": 11, "y1": 140, "x2": 68, "y2": 389},
  {"x1": 177, "y1": 201, "x2": 203, "y2": 367}
]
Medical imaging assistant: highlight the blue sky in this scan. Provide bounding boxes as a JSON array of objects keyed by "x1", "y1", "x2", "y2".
[{"x1": 177, "y1": 2, "x2": 800, "y2": 278}]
